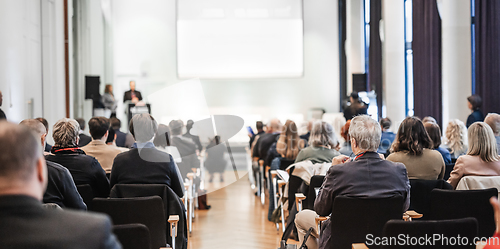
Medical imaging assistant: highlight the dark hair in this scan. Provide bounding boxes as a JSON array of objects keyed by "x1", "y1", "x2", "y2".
[
  {"x1": 169, "y1": 120, "x2": 184, "y2": 136},
  {"x1": 35, "y1": 117, "x2": 49, "y2": 133},
  {"x1": 106, "y1": 127, "x2": 115, "y2": 144},
  {"x1": 380, "y1": 118, "x2": 392, "y2": 130},
  {"x1": 129, "y1": 114, "x2": 158, "y2": 143},
  {"x1": 350, "y1": 92, "x2": 360, "y2": 100},
  {"x1": 75, "y1": 118, "x2": 86, "y2": 130},
  {"x1": 391, "y1": 116, "x2": 433, "y2": 156},
  {"x1": 88, "y1": 117, "x2": 110, "y2": 140},
  {"x1": 467, "y1": 95, "x2": 482, "y2": 110},
  {"x1": 424, "y1": 122, "x2": 442, "y2": 149},
  {"x1": 186, "y1": 120, "x2": 194, "y2": 131},
  {"x1": 256, "y1": 121, "x2": 264, "y2": 130},
  {"x1": 110, "y1": 117, "x2": 121, "y2": 130},
  {"x1": 0, "y1": 122, "x2": 41, "y2": 182},
  {"x1": 153, "y1": 124, "x2": 171, "y2": 147}
]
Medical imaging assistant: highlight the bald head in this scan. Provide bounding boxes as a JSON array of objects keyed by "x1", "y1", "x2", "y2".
[
  {"x1": 268, "y1": 119, "x2": 283, "y2": 133},
  {"x1": 485, "y1": 113, "x2": 500, "y2": 136},
  {"x1": 0, "y1": 122, "x2": 46, "y2": 199},
  {"x1": 20, "y1": 119, "x2": 47, "y2": 148}
]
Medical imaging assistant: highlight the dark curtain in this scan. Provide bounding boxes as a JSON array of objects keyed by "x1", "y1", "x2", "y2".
[
  {"x1": 475, "y1": 0, "x2": 500, "y2": 115},
  {"x1": 369, "y1": 0, "x2": 383, "y2": 119},
  {"x1": 412, "y1": 0, "x2": 442, "y2": 127}
]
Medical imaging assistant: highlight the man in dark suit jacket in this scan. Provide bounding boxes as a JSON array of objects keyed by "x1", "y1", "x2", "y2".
[
  {"x1": 0, "y1": 121, "x2": 121, "y2": 249},
  {"x1": 295, "y1": 115, "x2": 410, "y2": 249},
  {"x1": 20, "y1": 119, "x2": 86, "y2": 210},
  {"x1": 169, "y1": 119, "x2": 201, "y2": 179},
  {"x1": 110, "y1": 114, "x2": 184, "y2": 197},
  {"x1": 110, "y1": 117, "x2": 134, "y2": 148},
  {"x1": 76, "y1": 118, "x2": 91, "y2": 147},
  {"x1": 123, "y1": 80, "x2": 143, "y2": 103}
]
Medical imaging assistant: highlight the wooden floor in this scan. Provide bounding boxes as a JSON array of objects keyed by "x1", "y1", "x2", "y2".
[{"x1": 188, "y1": 171, "x2": 294, "y2": 249}]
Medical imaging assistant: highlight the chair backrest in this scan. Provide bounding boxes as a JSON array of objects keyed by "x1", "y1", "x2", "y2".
[
  {"x1": 409, "y1": 179, "x2": 453, "y2": 218},
  {"x1": 330, "y1": 195, "x2": 404, "y2": 249},
  {"x1": 90, "y1": 196, "x2": 166, "y2": 249},
  {"x1": 280, "y1": 158, "x2": 295, "y2": 171},
  {"x1": 428, "y1": 188, "x2": 497, "y2": 238},
  {"x1": 76, "y1": 184, "x2": 94, "y2": 208},
  {"x1": 113, "y1": 224, "x2": 151, "y2": 249},
  {"x1": 304, "y1": 175, "x2": 325, "y2": 210},
  {"x1": 381, "y1": 218, "x2": 478, "y2": 249},
  {"x1": 456, "y1": 176, "x2": 500, "y2": 193},
  {"x1": 443, "y1": 163, "x2": 455, "y2": 181}
]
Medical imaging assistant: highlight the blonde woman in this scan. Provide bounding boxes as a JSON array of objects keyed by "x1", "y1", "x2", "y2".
[
  {"x1": 443, "y1": 119, "x2": 468, "y2": 160},
  {"x1": 276, "y1": 120, "x2": 305, "y2": 160},
  {"x1": 448, "y1": 122, "x2": 500, "y2": 189}
]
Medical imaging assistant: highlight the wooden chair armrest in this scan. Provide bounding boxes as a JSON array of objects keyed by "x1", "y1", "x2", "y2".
[
  {"x1": 352, "y1": 243, "x2": 369, "y2": 249},
  {"x1": 295, "y1": 193, "x2": 307, "y2": 212},
  {"x1": 295, "y1": 193, "x2": 306, "y2": 201},
  {"x1": 253, "y1": 157, "x2": 259, "y2": 162},
  {"x1": 404, "y1": 210, "x2": 423, "y2": 220},
  {"x1": 168, "y1": 215, "x2": 179, "y2": 237}
]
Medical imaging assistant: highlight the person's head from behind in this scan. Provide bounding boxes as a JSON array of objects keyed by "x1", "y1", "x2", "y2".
[
  {"x1": 268, "y1": 118, "x2": 283, "y2": 133},
  {"x1": 110, "y1": 117, "x2": 121, "y2": 130},
  {"x1": 422, "y1": 116, "x2": 437, "y2": 124},
  {"x1": 380, "y1": 117, "x2": 392, "y2": 131},
  {"x1": 35, "y1": 117, "x2": 49, "y2": 134},
  {"x1": 467, "y1": 122, "x2": 499, "y2": 163},
  {"x1": 349, "y1": 115, "x2": 381, "y2": 153},
  {"x1": 392, "y1": 116, "x2": 433, "y2": 156},
  {"x1": 467, "y1": 95, "x2": 482, "y2": 111},
  {"x1": 169, "y1": 120, "x2": 184, "y2": 136},
  {"x1": 485, "y1": 113, "x2": 500, "y2": 137},
  {"x1": 277, "y1": 120, "x2": 301, "y2": 159},
  {"x1": 154, "y1": 124, "x2": 171, "y2": 148},
  {"x1": 0, "y1": 122, "x2": 46, "y2": 199},
  {"x1": 341, "y1": 120, "x2": 351, "y2": 142},
  {"x1": 309, "y1": 120, "x2": 339, "y2": 149},
  {"x1": 445, "y1": 119, "x2": 467, "y2": 154},
  {"x1": 424, "y1": 122, "x2": 442, "y2": 149},
  {"x1": 130, "y1": 81, "x2": 136, "y2": 91},
  {"x1": 75, "y1": 118, "x2": 85, "y2": 131},
  {"x1": 88, "y1": 117, "x2": 110, "y2": 141},
  {"x1": 104, "y1": 84, "x2": 113, "y2": 94},
  {"x1": 105, "y1": 127, "x2": 115, "y2": 145},
  {"x1": 186, "y1": 120, "x2": 194, "y2": 132},
  {"x1": 256, "y1": 121, "x2": 264, "y2": 132},
  {"x1": 20, "y1": 119, "x2": 47, "y2": 147},
  {"x1": 350, "y1": 92, "x2": 359, "y2": 103},
  {"x1": 53, "y1": 118, "x2": 80, "y2": 148},
  {"x1": 129, "y1": 114, "x2": 158, "y2": 143},
  {"x1": 0, "y1": 90, "x2": 3, "y2": 107}
]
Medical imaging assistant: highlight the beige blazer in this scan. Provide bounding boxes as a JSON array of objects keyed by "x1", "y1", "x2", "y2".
[
  {"x1": 82, "y1": 140, "x2": 123, "y2": 173},
  {"x1": 387, "y1": 149, "x2": 445, "y2": 180},
  {"x1": 448, "y1": 155, "x2": 500, "y2": 189}
]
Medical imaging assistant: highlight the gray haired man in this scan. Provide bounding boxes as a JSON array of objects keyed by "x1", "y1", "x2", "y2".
[{"x1": 294, "y1": 115, "x2": 410, "y2": 249}]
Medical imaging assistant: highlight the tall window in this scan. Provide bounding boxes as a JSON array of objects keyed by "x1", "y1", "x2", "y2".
[{"x1": 404, "y1": 0, "x2": 414, "y2": 116}]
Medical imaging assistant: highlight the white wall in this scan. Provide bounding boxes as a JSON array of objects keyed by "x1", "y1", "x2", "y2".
[
  {"x1": 441, "y1": 0, "x2": 471, "y2": 131},
  {"x1": 111, "y1": 0, "x2": 340, "y2": 126},
  {"x1": 0, "y1": 0, "x2": 66, "y2": 144}
]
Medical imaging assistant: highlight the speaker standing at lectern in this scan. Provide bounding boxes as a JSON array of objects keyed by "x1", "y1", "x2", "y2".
[{"x1": 123, "y1": 80, "x2": 143, "y2": 104}]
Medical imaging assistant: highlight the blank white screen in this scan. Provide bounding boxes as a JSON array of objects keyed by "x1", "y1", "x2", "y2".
[{"x1": 177, "y1": 0, "x2": 303, "y2": 79}]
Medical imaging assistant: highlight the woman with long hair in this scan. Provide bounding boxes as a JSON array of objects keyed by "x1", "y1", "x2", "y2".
[
  {"x1": 443, "y1": 119, "x2": 468, "y2": 159},
  {"x1": 448, "y1": 122, "x2": 500, "y2": 188},
  {"x1": 424, "y1": 122, "x2": 452, "y2": 164},
  {"x1": 102, "y1": 84, "x2": 117, "y2": 117},
  {"x1": 276, "y1": 120, "x2": 305, "y2": 159},
  {"x1": 387, "y1": 116, "x2": 445, "y2": 180}
]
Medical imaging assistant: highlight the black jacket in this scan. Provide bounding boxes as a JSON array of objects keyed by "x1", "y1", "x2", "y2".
[
  {"x1": 78, "y1": 133, "x2": 92, "y2": 147},
  {"x1": 466, "y1": 110, "x2": 484, "y2": 128},
  {"x1": 182, "y1": 132, "x2": 202, "y2": 151},
  {"x1": 110, "y1": 146, "x2": 184, "y2": 198},
  {"x1": 46, "y1": 147, "x2": 110, "y2": 198},
  {"x1": 44, "y1": 160, "x2": 87, "y2": 210},
  {"x1": 254, "y1": 133, "x2": 280, "y2": 164},
  {"x1": 171, "y1": 136, "x2": 200, "y2": 178},
  {"x1": 123, "y1": 90, "x2": 143, "y2": 103},
  {"x1": 0, "y1": 195, "x2": 121, "y2": 249}
]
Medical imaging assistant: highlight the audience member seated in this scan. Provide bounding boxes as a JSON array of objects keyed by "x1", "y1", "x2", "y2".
[
  {"x1": 20, "y1": 119, "x2": 86, "y2": 210},
  {"x1": 343, "y1": 92, "x2": 368, "y2": 121},
  {"x1": 36, "y1": 117, "x2": 53, "y2": 153},
  {"x1": 82, "y1": 117, "x2": 123, "y2": 174},
  {"x1": 448, "y1": 122, "x2": 500, "y2": 189},
  {"x1": 443, "y1": 119, "x2": 468, "y2": 160},
  {"x1": 300, "y1": 120, "x2": 312, "y2": 146},
  {"x1": 424, "y1": 122, "x2": 452, "y2": 164},
  {"x1": 0, "y1": 122, "x2": 121, "y2": 249},
  {"x1": 253, "y1": 119, "x2": 283, "y2": 167},
  {"x1": 466, "y1": 94, "x2": 484, "y2": 128},
  {"x1": 338, "y1": 120, "x2": 352, "y2": 156},
  {"x1": 377, "y1": 117, "x2": 395, "y2": 155},
  {"x1": 76, "y1": 118, "x2": 92, "y2": 147},
  {"x1": 110, "y1": 114, "x2": 184, "y2": 197},
  {"x1": 485, "y1": 113, "x2": 500, "y2": 155},
  {"x1": 106, "y1": 128, "x2": 128, "y2": 153},
  {"x1": 422, "y1": 116, "x2": 437, "y2": 124},
  {"x1": 387, "y1": 116, "x2": 445, "y2": 180},
  {"x1": 249, "y1": 121, "x2": 265, "y2": 148},
  {"x1": 110, "y1": 117, "x2": 134, "y2": 148},
  {"x1": 295, "y1": 121, "x2": 340, "y2": 164},
  {"x1": 46, "y1": 118, "x2": 110, "y2": 198},
  {"x1": 169, "y1": 119, "x2": 200, "y2": 178},
  {"x1": 205, "y1": 135, "x2": 228, "y2": 182},
  {"x1": 153, "y1": 124, "x2": 182, "y2": 163},
  {"x1": 183, "y1": 119, "x2": 202, "y2": 152},
  {"x1": 294, "y1": 115, "x2": 410, "y2": 249}
]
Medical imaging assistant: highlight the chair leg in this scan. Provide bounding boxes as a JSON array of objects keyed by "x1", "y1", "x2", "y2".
[
  {"x1": 259, "y1": 160, "x2": 265, "y2": 206},
  {"x1": 168, "y1": 215, "x2": 179, "y2": 249},
  {"x1": 278, "y1": 180, "x2": 286, "y2": 233}
]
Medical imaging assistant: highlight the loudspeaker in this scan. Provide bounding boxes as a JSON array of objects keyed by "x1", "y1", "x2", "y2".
[
  {"x1": 85, "y1": 76, "x2": 101, "y2": 101},
  {"x1": 352, "y1": 73, "x2": 367, "y2": 93}
]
